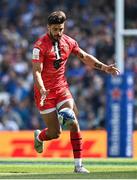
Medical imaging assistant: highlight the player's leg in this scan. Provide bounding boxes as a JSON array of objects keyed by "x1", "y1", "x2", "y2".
[
  {"x1": 40, "y1": 110, "x2": 61, "y2": 140},
  {"x1": 57, "y1": 97, "x2": 89, "y2": 173},
  {"x1": 34, "y1": 90, "x2": 61, "y2": 153},
  {"x1": 34, "y1": 109, "x2": 61, "y2": 153}
]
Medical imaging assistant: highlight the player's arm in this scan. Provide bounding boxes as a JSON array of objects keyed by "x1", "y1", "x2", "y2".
[
  {"x1": 32, "y1": 62, "x2": 49, "y2": 106},
  {"x1": 32, "y1": 47, "x2": 49, "y2": 96},
  {"x1": 32, "y1": 62, "x2": 45, "y2": 91},
  {"x1": 77, "y1": 48, "x2": 120, "y2": 75}
]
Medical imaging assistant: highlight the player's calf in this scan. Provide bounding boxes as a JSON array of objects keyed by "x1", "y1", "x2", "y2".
[{"x1": 47, "y1": 130, "x2": 61, "y2": 139}]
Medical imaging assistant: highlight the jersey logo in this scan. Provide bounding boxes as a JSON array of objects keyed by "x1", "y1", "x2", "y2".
[
  {"x1": 64, "y1": 45, "x2": 69, "y2": 52},
  {"x1": 32, "y1": 48, "x2": 40, "y2": 60}
]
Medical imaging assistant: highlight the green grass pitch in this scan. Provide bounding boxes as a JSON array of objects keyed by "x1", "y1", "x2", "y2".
[{"x1": 0, "y1": 158, "x2": 137, "y2": 179}]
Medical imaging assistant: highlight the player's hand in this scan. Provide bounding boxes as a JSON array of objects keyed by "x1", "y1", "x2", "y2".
[
  {"x1": 40, "y1": 88, "x2": 50, "y2": 106},
  {"x1": 104, "y1": 64, "x2": 120, "y2": 76}
]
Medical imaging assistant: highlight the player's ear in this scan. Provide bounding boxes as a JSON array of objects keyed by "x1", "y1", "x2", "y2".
[
  {"x1": 47, "y1": 25, "x2": 50, "y2": 31},
  {"x1": 47, "y1": 25, "x2": 49, "y2": 31}
]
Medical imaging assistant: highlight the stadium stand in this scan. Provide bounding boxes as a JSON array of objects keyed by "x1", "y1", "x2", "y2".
[{"x1": 0, "y1": 0, "x2": 136, "y2": 130}]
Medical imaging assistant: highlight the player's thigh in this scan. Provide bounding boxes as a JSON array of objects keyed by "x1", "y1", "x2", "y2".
[
  {"x1": 58, "y1": 99, "x2": 79, "y2": 117},
  {"x1": 41, "y1": 110, "x2": 61, "y2": 134}
]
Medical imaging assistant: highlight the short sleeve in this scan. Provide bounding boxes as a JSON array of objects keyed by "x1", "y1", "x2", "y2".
[
  {"x1": 32, "y1": 40, "x2": 44, "y2": 63},
  {"x1": 71, "y1": 40, "x2": 80, "y2": 55}
]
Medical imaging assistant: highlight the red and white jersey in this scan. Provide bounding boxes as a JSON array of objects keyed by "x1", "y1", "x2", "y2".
[{"x1": 32, "y1": 33, "x2": 80, "y2": 90}]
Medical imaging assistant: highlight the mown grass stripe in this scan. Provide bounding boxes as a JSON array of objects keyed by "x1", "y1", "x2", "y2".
[{"x1": 0, "y1": 160, "x2": 137, "y2": 166}]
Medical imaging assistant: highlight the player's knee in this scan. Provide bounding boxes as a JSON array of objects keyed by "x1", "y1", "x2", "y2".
[{"x1": 70, "y1": 119, "x2": 80, "y2": 131}]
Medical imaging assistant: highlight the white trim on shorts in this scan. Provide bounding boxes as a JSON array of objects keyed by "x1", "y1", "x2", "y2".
[
  {"x1": 40, "y1": 107, "x2": 56, "y2": 114},
  {"x1": 39, "y1": 98, "x2": 74, "y2": 114},
  {"x1": 56, "y1": 98, "x2": 73, "y2": 109}
]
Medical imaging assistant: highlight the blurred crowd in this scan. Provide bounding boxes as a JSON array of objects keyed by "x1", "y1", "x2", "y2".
[{"x1": 0, "y1": 0, "x2": 137, "y2": 130}]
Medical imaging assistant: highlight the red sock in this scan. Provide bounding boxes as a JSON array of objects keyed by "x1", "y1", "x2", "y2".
[
  {"x1": 70, "y1": 131, "x2": 82, "y2": 159},
  {"x1": 38, "y1": 128, "x2": 51, "y2": 141}
]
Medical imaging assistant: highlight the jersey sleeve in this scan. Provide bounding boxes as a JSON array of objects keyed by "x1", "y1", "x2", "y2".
[
  {"x1": 71, "y1": 40, "x2": 80, "y2": 55},
  {"x1": 32, "y1": 40, "x2": 44, "y2": 63}
]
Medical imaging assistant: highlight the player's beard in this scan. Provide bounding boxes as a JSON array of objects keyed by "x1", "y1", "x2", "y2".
[{"x1": 49, "y1": 32, "x2": 62, "y2": 41}]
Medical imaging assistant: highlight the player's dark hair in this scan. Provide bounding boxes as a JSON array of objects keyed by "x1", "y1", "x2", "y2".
[{"x1": 48, "y1": 11, "x2": 66, "y2": 25}]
